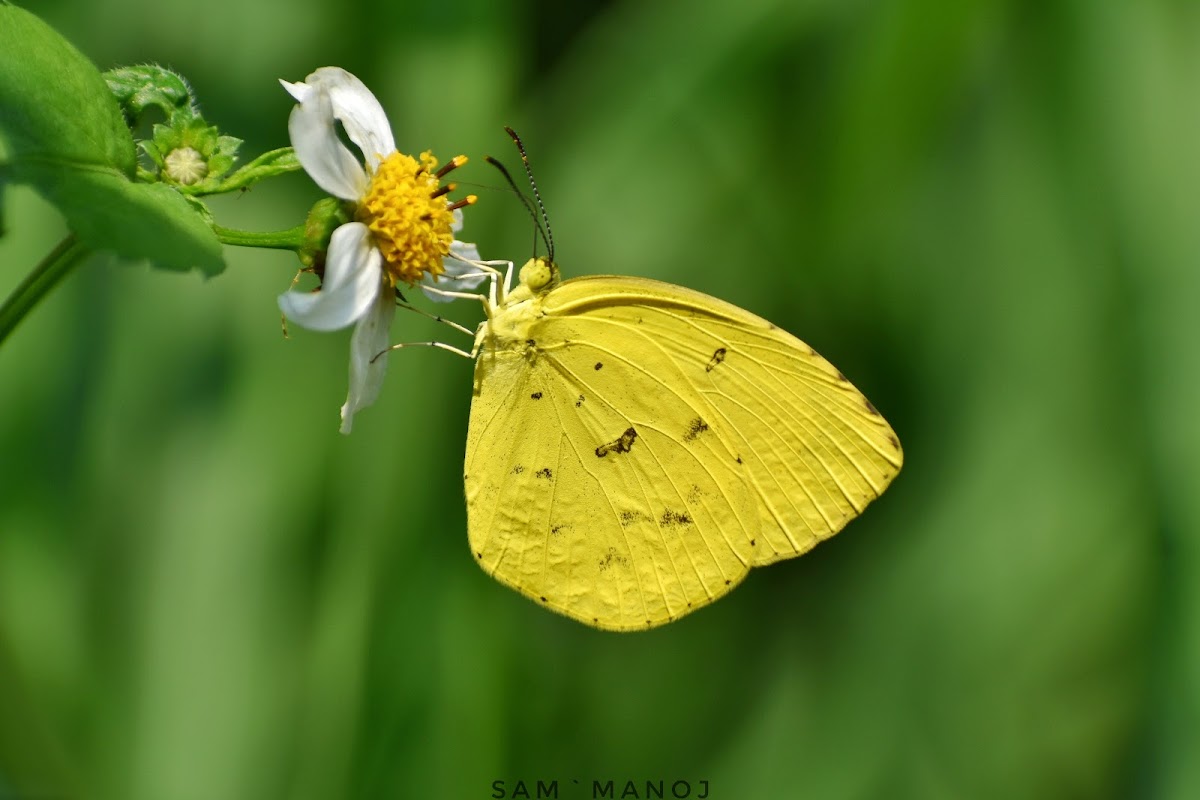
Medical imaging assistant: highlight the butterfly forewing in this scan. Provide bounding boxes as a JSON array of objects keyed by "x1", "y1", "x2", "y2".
[{"x1": 541, "y1": 276, "x2": 904, "y2": 567}]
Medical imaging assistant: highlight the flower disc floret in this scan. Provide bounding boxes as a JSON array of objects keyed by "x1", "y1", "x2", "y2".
[
  {"x1": 357, "y1": 150, "x2": 456, "y2": 286},
  {"x1": 164, "y1": 146, "x2": 208, "y2": 185}
]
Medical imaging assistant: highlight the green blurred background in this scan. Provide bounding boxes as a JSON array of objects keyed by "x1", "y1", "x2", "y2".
[{"x1": 2, "y1": 0, "x2": 1197, "y2": 798}]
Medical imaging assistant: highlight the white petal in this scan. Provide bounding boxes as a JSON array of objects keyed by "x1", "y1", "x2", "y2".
[
  {"x1": 448, "y1": 238, "x2": 481, "y2": 266},
  {"x1": 339, "y1": 290, "x2": 396, "y2": 434},
  {"x1": 288, "y1": 89, "x2": 368, "y2": 200},
  {"x1": 278, "y1": 223, "x2": 382, "y2": 331},
  {"x1": 303, "y1": 67, "x2": 396, "y2": 173},
  {"x1": 420, "y1": 239, "x2": 487, "y2": 303},
  {"x1": 451, "y1": 207, "x2": 464, "y2": 232},
  {"x1": 318, "y1": 223, "x2": 376, "y2": 292},
  {"x1": 279, "y1": 78, "x2": 312, "y2": 103}
]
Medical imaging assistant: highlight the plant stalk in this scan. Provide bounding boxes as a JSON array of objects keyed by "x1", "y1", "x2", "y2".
[
  {"x1": 0, "y1": 235, "x2": 88, "y2": 347},
  {"x1": 213, "y1": 223, "x2": 306, "y2": 250}
]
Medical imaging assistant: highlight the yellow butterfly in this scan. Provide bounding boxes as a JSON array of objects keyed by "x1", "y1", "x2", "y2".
[{"x1": 463, "y1": 256, "x2": 902, "y2": 631}]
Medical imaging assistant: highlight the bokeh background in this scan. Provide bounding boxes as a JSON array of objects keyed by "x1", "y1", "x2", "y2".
[{"x1": 2, "y1": 0, "x2": 1198, "y2": 798}]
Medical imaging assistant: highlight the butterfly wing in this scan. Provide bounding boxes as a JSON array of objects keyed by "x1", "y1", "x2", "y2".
[
  {"x1": 465, "y1": 275, "x2": 902, "y2": 630},
  {"x1": 541, "y1": 276, "x2": 904, "y2": 567}
]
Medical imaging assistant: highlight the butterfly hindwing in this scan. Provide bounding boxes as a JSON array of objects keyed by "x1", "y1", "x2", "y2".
[{"x1": 465, "y1": 319, "x2": 758, "y2": 631}]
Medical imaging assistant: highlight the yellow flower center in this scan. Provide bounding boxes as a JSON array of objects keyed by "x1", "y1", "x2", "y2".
[{"x1": 356, "y1": 150, "x2": 473, "y2": 286}]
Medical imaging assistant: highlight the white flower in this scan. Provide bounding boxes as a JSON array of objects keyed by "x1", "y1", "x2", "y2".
[{"x1": 277, "y1": 67, "x2": 486, "y2": 433}]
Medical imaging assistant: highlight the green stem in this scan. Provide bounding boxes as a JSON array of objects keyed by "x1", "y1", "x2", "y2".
[
  {"x1": 0, "y1": 235, "x2": 89, "y2": 347},
  {"x1": 213, "y1": 223, "x2": 306, "y2": 250}
]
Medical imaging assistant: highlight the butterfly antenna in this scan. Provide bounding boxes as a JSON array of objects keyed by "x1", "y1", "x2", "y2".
[
  {"x1": 504, "y1": 126, "x2": 555, "y2": 263},
  {"x1": 484, "y1": 155, "x2": 548, "y2": 259}
]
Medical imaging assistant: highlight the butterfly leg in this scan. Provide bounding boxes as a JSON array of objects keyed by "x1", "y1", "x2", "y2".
[
  {"x1": 421, "y1": 285, "x2": 494, "y2": 306},
  {"x1": 370, "y1": 340, "x2": 474, "y2": 362},
  {"x1": 393, "y1": 299, "x2": 476, "y2": 337},
  {"x1": 487, "y1": 260, "x2": 516, "y2": 296},
  {"x1": 280, "y1": 266, "x2": 314, "y2": 338},
  {"x1": 462, "y1": 259, "x2": 514, "y2": 306}
]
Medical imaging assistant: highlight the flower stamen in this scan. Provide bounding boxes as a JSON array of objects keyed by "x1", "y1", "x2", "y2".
[
  {"x1": 446, "y1": 196, "x2": 478, "y2": 213},
  {"x1": 356, "y1": 150, "x2": 471, "y2": 286},
  {"x1": 435, "y1": 155, "x2": 468, "y2": 179}
]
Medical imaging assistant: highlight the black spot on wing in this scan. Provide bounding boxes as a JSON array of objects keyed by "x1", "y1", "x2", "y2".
[
  {"x1": 864, "y1": 398, "x2": 879, "y2": 415},
  {"x1": 511, "y1": 465, "x2": 525, "y2": 475},
  {"x1": 598, "y1": 547, "x2": 630, "y2": 572},
  {"x1": 889, "y1": 435, "x2": 900, "y2": 450},
  {"x1": 594, "y1": 362, "x2": 603, "y2": 371},
  {"x1": 575, "y1": 394, "x2": 585, "y2": 407},
  {"x1": 705, "y1": 347, "x2": 727, "y2": 372},
  {"x1": 531, "y1": 391, "x2": 543, "y2": 400},
  {"x1": 683, "y1": 417, "x2": 709, "y2": 442},
  {"x1": 535, "y1": 467, "x2": 553, "y2": 480},
  {"x1": 659, "y1": 509, "x2": 693, "y2": 528},
  {"x1": 595, "y1": 427, "x2": 638, "y2": 457},
  {"x1": 619, "y1": 509, "x2": 653, "y2": 527},
  {"x1": 551, "y1": 523, "x2": 569, "y2": 536},
  {"x1": 686, "y1": 484, "x2": 703, "y2": 503}
]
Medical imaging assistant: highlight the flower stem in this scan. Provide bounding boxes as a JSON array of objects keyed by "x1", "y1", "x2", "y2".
[
  {"x1": 213, "y1": 224, "x2": 306, "y2": 250},
  {"x1": 0, "y1": 235, "x2": 89, "y2": 348}
]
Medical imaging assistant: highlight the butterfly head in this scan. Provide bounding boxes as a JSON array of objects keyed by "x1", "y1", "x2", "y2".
[{"x1": 518, "y1": 257, "x2": 559, "y2": 295}]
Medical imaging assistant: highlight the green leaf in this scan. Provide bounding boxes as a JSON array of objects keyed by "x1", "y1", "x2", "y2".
[
  {"x1": 0, "y1": 6, "x2": 223, "y2": 275},
  {"x1": 103, "y1": 64, "x2": 196, "y2": 123},
  {"x1": 17, "y1": 162, "x2": 223, "y2": 274},
  {"x1": 0, "y1": 166, "x2": 7, "y2": 239},
  {"x1": 0, "y1": 4, "x2": 134, "y2": 174}
]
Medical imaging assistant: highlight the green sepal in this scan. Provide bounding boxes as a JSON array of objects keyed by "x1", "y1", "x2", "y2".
[
  {"x1": 207, "y1": 135, "x2": 242, "y2": 180},
  {"x1": 301, "y1": 197, "x2": 350, "y2": 269},
  {"x1": 188, "y1": 146, "x2": 301, "y2": 196}
]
